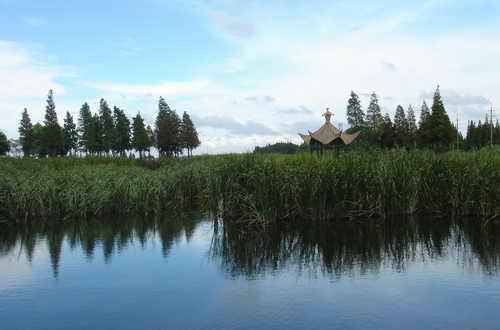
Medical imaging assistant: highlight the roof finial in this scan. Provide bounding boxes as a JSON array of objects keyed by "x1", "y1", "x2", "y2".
[{"x1": 323, "y1": 107, "x2": 333, "y2": 123}]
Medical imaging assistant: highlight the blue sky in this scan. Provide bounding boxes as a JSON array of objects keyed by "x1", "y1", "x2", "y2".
[{"x1": 1, "y1": 0, "x2": 499, "y2": 153}]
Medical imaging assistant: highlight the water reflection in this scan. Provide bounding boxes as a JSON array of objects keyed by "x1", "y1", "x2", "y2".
[
  {"x1": 210, "y1": 217, "x2": 500, "y2": 278},
  {"x1": 1, "y1": 216, "x2": 500, "y2": 278},
  {"x1": 0, "y1": 215, "x2": 199, "y2": 277}
]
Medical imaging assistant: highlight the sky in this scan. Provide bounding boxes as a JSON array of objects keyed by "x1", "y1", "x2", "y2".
[{"x1": 0, "y1": 0, "x2": 499, "y2": 153}]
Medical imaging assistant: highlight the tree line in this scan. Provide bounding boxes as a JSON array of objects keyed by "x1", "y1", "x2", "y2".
[
  {"x1": 15, "y1": 90, "x2": 200, "y2": 158},
  {"x1": 464, "y1": 117, "x2": 500, "y2": 150},
  {"x1": 346, "y1": 86, "x2": 459, "y2": 150}
]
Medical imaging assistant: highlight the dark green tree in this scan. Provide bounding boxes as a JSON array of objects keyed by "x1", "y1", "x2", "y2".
[
  {"x1": 427, "y1": 86, "x2": 455, "y2": 149},
  {"x1": 418, "y1": 101, "x2": 432, "y2": 147},
  {"x1": 155, "y1": 97, "x2": 180, "y2": 157},
  {"x1": 0, "y1": 131, "x2": 9, "y2": 156},
  {"x1": 63, "y1": 112, "x2": 78, "y2": 155},
  {"x1": 19, "y1": 108, "x2": 34, "y2": 156},
  {"x1": 32, "y1": 123, "x2": 47, "y2": 157},
  {"x1": 132, "y1": 114, "x2": 150, "y2": 159},
  {"x1": 380, "y1": 113, "x2": 395, "y2": 148},
  {"x1": 407, "y1": 105, "x2": 417, "y2": 147},
  {"x1": 180, "y1": 111, "x2": 200, "y2": 157},
  {"x1": 43, "y1": 90, "x2": 64, "y2": 156},
  {"x1": 78, "y1": 102, "x2": 93, "y2": 154},
  {"x1": 146, "y1": 125, "x2": 154, "y2": 157},
  {"x1": 346, "y1": 91, "x2": 365, "y2": 127},
  {"x1": 366, "y1": 92, "x2": 383, "y2": 130},
  {"x1": 394, "y1": 105, "x2": 409, "y2": 146},
  {"x1": 113, "y1": 106, "x2": 131, "y2": 156},
  {"x1": 99, "y1": 99, "x2": 115, "y2": 154},
  {"x1": 88, "y1": 114, "x2": 103, "y2": 155}
]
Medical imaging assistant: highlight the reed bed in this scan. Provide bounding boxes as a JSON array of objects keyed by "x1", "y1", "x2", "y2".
[{"x1": 1, "y1": 150, "x2": 500, "y2": 222}]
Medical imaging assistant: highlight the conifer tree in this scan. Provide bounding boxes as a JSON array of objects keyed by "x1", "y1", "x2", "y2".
[
  {"x1": 88, "y1": 114, "x2": 103, "y2": 155},
  {"x1": 43, "y1": 90, "x2": 64, "y2": 156},
  {"x1": 418, "y1": 101, "x2": 432, "y2": 147},
  {"x1": 32, "y1": 123, "x2": 46, "y2": 157},
  {"x1": 380, "y1": 113, "x2": 395, "y2": 148},
  {"x1": 366, "y1": 92, "x2": 383, "y2": 130},
  {"x1": 0, "y1": 131, "x2": 9, "y2": 156},
  {"x1": 99, "y1": 99, "x2": 115, "y2": 154},
  {"x1": 63, "y1": 112, "x2": 78, "y2": 155},
  {"x1": 394, "y1": 105, "x2": 409, "y2": 146},
  {"x1": 407, "y1": 105, "x2": 417, "y2": 147},
  {"x1": 155, "y1": 97, "x2": 180, "y2": 157},
  {"x1": 427, "y1": 86, "x2": 454, "y2": 149},
  {"x1": 146, "y1": 125, "x2": 154, "y2": 157},
  {"x1": 113, "y1": 106, "x2": 131, "y2": 156},
  {"x1": 346, "y1": 91, "x2": 365, "y2": 127},
  {"x1": 19, "y1": 108, "x2": 34, "y2": 156},
  {"x1": 132, "y1": 114, "x2": 150, "y2": 159},
  {"x1": 78, "y1": 103, "x2": 92, "y2": 154},
  {"x1": 180, "y1": 111, "x2": 200, "y2": 157}
]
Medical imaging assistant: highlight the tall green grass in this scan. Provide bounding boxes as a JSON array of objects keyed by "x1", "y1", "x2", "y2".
[{"x1": 1, "y1": 150, "x2": 500, "y2": 222}]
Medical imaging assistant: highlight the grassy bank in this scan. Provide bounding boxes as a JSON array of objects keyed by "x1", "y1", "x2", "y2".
[{"x1": 1, "y1": 150, "x2": 500, "y2": 222}]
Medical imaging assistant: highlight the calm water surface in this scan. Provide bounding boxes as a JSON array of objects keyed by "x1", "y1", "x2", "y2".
[{"x1": 1, "y1": 216, "x2": 500, "y2": 330}]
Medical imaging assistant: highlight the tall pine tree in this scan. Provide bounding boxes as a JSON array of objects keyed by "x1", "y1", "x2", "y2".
[
  {"x1": 99, "y1": 99, "x2": 115, "y2": 154},
  {"x1": 427, "y1": 86, "x2": 454, "y2": 149},
  {"x1": 78, "y1": 102, "x2": 92, "y2": 154},
  {"x1": 394, "y1": 105, "x2": 409, "y2": 147},
  {"x1": 380, "y1": 113, "x2": 395, "y2": 148},
  {"x1": 19, "y1": 108, "x2": 34, "y2": 156},
  {"x1": 0, "y1": 131, "x2": 9, "y2": 156},
  {"x1": 346, "y1": 91, "x2": 365, "y2": 127},
  {"x1": 63, "y1": 112, "x2": 78, "y2": 155},
  {"x1": 407, "y1": 105, "x2": 417, "y2": 147},
  {"x1": 132, "y1": 114, "x2": 150, "y2": 159},
  {"x1": 43, "y1": 90, "x2": 64, "y2": 156},
  {"x1": 113, "y1": 106, "x2": 131, "y2": 156},
  {"x1": 418, "y1": 101, "x2": 432, "y2": 147},
  {"x1": 180, "y1": 111, "x2": 200, "y2": 157},
  {"x1": 155, "y1": 97, "x2": 180, "y2": 157},
  {"x1": 366, "y1": 92, "x2": 383, "y2": 130}
]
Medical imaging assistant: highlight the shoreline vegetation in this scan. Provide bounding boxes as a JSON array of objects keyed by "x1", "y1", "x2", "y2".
[{"x1": 1, "y1": 149, "x2": 500, "y2": 223}]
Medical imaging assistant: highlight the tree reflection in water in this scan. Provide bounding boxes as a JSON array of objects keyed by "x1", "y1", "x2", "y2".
[
  {"x1": 1, "y1": 216, "x2": 499, "y2": 279},
  {"x1": 210, "y1": 217, "x2": 500, "y2": 278}
]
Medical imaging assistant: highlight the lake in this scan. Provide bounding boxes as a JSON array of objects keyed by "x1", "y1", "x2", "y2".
[{"x1": 1, "y1": 216, "x2": 500, "y2": 330}]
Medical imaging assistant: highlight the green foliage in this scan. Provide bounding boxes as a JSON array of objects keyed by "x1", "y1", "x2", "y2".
[
  {"x1": 43, "y1": 90, "x2": 64, "y2": 156},
  {"x1": 155, "y1": 97, "x2": 181, "y2": 157},
  {"x1": 380, "y1": 113, "x2": 395, "y2": 148},
  {"x1": 63, "y1": 112, "x2": 78, "y2": 155},
  {"x1": 393, "y1": 105, "x2": 409, "y2": 146},
  {"x1": 0, "y1": 131, "x2": 9, "y2": 156},
  {"x1": 3, "y1": 151, "x2": 500, "y2": 222},
  {"x1": 113, "y1": 106, "x2": 131, "y2": 156},
  {"x1": 407, "y1": 105, "x2": 417, "y2": 146},
  {"x1": 19, "y1": 108, "x2": 34, "y2": 156},
  {"x1": 426, "y1": 86, "x2": 455, "y2": 149},
  {"x1": 180, "y1": 111, "x2": 200, "y2": 156},
  {"x1": 465, "y1": 118, "x2": 499, "y2": 149},
  {"x1": 88, "y1": 114, "x2": 103, "y2": 154},
  {"x1": 78, "y1": 102, "x2": 92, "y2": 152},
  {"x1": 99, "y1": 99, "x2": 115, "y2": 153},
  {"x1": 366, "y1": 92, "x2": 383, "y2": 130},
  {"x1": 253, "y1": 142, "x2": 302, "y2": 154},
  {"x1": 346, "y1": 91, "x2": 365, "y2": 127},
  {"x1": 132, "y1": 114, "x2": 151, "y2": 158}
]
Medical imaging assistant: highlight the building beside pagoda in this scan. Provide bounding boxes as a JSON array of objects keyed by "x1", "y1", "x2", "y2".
[{"x1": 299, "y1": 108, "x2": 360, "y2": 151}]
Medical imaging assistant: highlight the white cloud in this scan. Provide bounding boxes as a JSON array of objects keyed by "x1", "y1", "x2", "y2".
[
  {"x1": 86, "y1": 80, "x2": 211, "y2": 98},
  {"x1": 0, "y1": 41, "x2": 67, "y2": 138}
]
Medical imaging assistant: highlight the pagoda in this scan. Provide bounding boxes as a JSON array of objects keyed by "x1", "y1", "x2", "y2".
[{"x1": 299, "y1": 108, "x2": 360, "y2": 151}]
